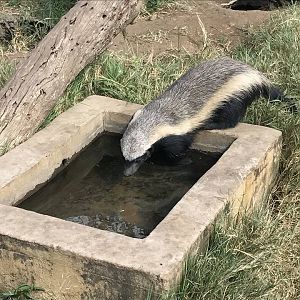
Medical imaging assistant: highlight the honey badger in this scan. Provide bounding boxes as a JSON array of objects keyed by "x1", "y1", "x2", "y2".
[{"x1": 121, "y1": 57, "x2": 287, "y2": 176}]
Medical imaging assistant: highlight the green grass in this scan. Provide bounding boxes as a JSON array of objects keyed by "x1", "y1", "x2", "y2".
[
  {"x1": 0, "y1": 58, "x2": 15, "y2": 89},
  {"x1": 162, "y1": 200, "x2": 299, "y2": 300},
  {"x1": 145, "y1": 0, "x2": 175, "y2": 13},
  {"x1": 0, "y1": 58, "x2": 15, "y2": 155},
  {"x1": 0, "y1": 0, "x2": 76, "y2": 52},
  {"x1": 5, "y1": 0, "x2": 76, "y2": 27},
  {"x1": 0, "y1": 284, "x2": 44, "y2": 300},
  {"x1": 0, "y1": 2, "x2": 299, "y2": 299}
]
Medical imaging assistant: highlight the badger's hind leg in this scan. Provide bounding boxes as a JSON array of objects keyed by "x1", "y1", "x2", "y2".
[{"x1": 151, "y1": 134, "x2": 193, "y2": 165}]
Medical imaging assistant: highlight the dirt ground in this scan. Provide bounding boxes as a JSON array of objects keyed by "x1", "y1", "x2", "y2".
[
  {"x1": 111, "y1": 0, "x2": 272, "y2": 55},
  {"x1": 1, "y1": 0, "x2": 273, "y2": 63}
]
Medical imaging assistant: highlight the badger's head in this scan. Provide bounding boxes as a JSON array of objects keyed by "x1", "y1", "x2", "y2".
[{"x1": 120, "y1": 109, "x2": 156, "y2": 176}]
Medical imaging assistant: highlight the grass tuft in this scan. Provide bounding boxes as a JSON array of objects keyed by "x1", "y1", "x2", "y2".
[
  {"x1": 145, "y1": 0, "x2": 175, "y2": 13},
  {"x1": 0, "y1": 0, "x2": 76, "y2": 52},
  {"x1": 5, "y1": 0, "x2": 76, "y2": 27},
  {"x1": 0, "y1": 58, "x2": 15, "y2": 89},
  {"x1": 0, "y1": 284, "x2": 44, "y2": 300},
  {"x1": 164, "y1": 201, "x2": 299, "y2": 300}
]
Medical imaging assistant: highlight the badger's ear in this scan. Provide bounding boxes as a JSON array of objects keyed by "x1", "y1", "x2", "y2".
[
  {"x1": 131, "y1": 108, "x2": 142, "y2": 123},
  {"x1": 123, "y1": 109, "x2": 142, "y2": 134}
]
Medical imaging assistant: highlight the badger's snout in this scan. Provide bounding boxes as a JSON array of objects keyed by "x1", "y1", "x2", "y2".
[
  {"x1": 124, "y1": 160, "x2": 142, "y2": 176},
  {"x1": 123, "y1": 150, "x2": 151, "y2": 176}
]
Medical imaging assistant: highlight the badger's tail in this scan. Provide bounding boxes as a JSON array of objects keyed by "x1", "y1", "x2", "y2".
[{"x1": 263, "y1": 83, "x2": 298, "y2": 113}]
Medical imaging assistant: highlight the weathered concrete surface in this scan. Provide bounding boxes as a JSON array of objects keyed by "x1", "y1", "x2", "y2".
[
  {"x1": 0, "y1": 96, "x2": 140, "y2": 206},
  {"x1": 0, "y1": 96, "x2": 282, "y2": 299}
]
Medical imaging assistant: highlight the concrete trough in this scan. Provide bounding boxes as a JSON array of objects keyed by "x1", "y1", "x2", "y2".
[{"x1": 0, "y1": 96, "x2": 282, "y2": 299}]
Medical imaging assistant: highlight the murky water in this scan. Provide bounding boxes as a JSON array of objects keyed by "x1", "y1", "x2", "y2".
[{"x1": 18, "y1": 133, "x2": 221, "y2": 239}]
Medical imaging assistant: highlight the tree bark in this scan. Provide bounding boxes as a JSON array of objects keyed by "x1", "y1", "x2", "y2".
[{"x1": 0, "y1": 0, "x2": 142, "y2": 150}]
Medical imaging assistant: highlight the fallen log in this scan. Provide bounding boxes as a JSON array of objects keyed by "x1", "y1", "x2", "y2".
[{"x1": 0, "y1": 0, "x2": 142, "y2": 150}]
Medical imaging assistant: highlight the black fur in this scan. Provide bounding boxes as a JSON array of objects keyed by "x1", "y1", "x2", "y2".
[{"x1": 151, "y1": 134, "x2": 193, "y2": 165}]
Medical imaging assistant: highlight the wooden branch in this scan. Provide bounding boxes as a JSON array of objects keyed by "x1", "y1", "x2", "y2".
[{"x1": 0, "y1": 0, "x2": 142, "y2": 150}]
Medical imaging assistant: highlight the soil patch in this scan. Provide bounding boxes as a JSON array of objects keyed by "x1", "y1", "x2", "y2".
[{"x1": 111, "y1": 0, "x2": 272, "y2": 55}]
